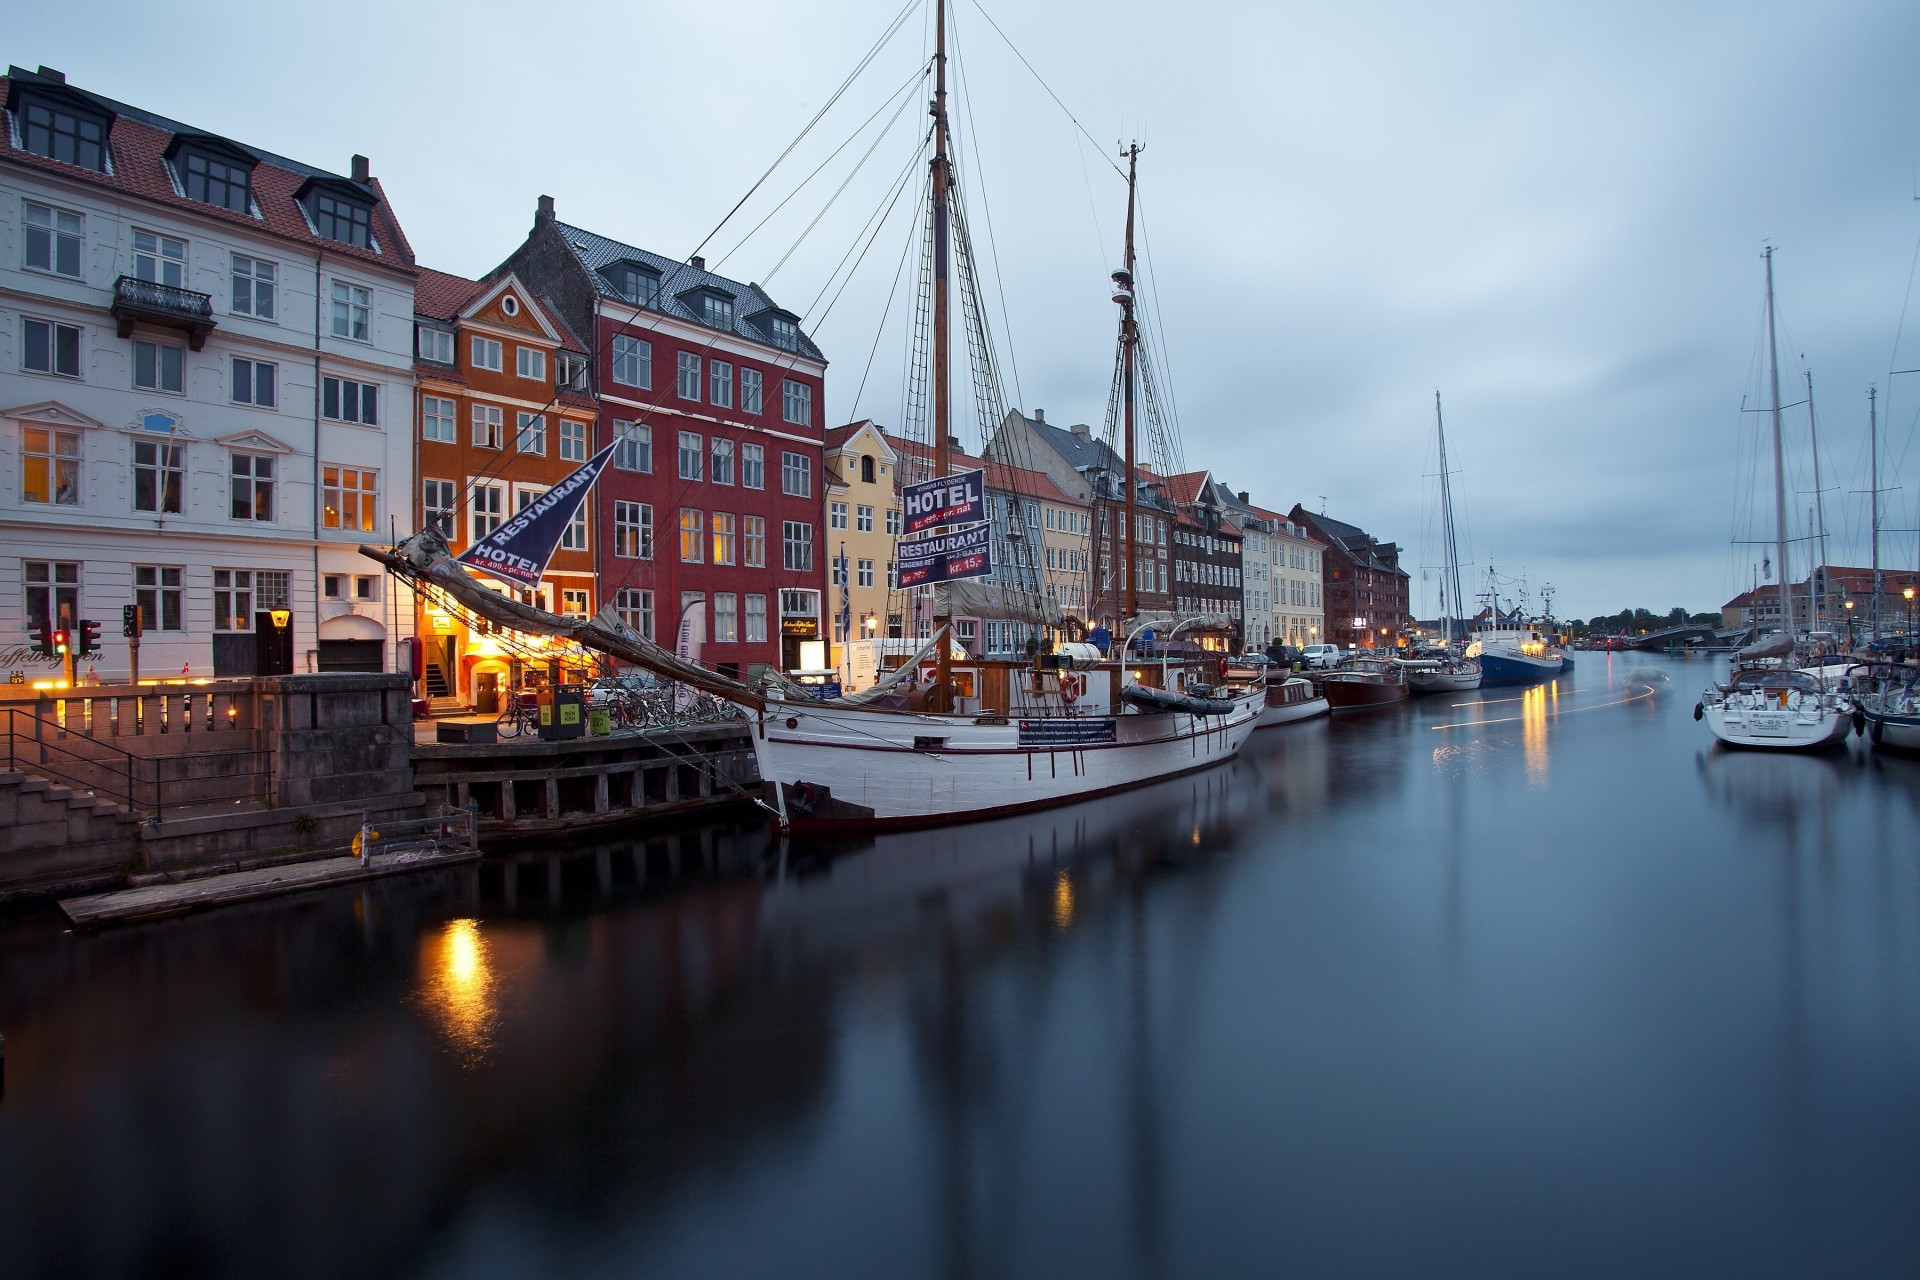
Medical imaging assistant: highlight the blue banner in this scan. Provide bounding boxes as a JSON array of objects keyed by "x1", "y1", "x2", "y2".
[
  {"x1": 457, "y1": 441, "x2": 616, "y2": 589},
  {"x1": 901, "y1": 468, "x2": 985, "y2": 535},
  {"x1": 896, "y1": 522, "x2": 993, "y2": 587}
]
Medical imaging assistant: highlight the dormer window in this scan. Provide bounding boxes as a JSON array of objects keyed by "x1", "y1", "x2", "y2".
[
  {"x1": 300, "y1": 184, "x2": 375, "y2": 249},
  {"x1": 16, "y1": 90, "x2": 109, "y2": 172},
  {"x1": 770, "y1": 315, "x2": 800, "y2": 351},
  {"x1": 416, "y1": 326, "x2": 454, "y2": 363},
  {"x1": 604, "y1": 263, "x2": 659, "y2": 307},
  {"x1": 167, "y1": 137, "x2": 255, "y2": 214},
  {"x1": 702, "y1": 295, "x2": 734, "y2": 329}
]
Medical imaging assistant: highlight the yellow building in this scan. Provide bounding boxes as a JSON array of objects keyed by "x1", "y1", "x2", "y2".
[{"x1": 823, "y1": 421, "x2": 902, "y2": 686}]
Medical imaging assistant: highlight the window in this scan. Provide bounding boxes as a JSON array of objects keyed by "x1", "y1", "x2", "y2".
[
  {"x1": 743, "y1": 515, "x2": 766, "y2": 568},
  {"x1": 740, "y1": 442, "x2": 765, "y2": 489},
  {"x1": 611, "y1": 334, "x2": 651, "y2": 388},
  {"x1": 771, "y1": 315, "x2": 800, "y2": 351},
  {"x1": 615, "y1": 588, "x2": 654, "y2": 640},
  {"x1": 516, "y1": 412, "x2": 547, "y2": 456},
  {"x1": 21, "y1": 314, "x2": 80, "y2": 376},
  {"x1": 677, "y1": 352, "x2": 701, "y2": 401},
  {"x1": 782, "y1": 378, "x2": 812, "y2": 425},
  {"x1": 741, "y1": 368, "x2": 763, "y2": 414},
  {"x1": 22, "y1": 427, "x2": 81, "y2": 505},
  {"x1": 781, "y1": 451, "x2": 811, "y2": 498},
  {"x1": 322, "y1": 466, "x2": 378, "y2": 531},
  {"x1": 228, "y1": 254, "x2": 277, "y2": 320},
  {"x1": 561, "y1": 589, "x2": 590, "y2": 618},
  {"x1": 212, "y1": 569, "x2": 288, "y2": 631},
  {"x1": 886, "y1": 507, "x2": 901, "y2": 535},
  {"x1": 613, "y1": 419, "x2": 651, "y2": 472},
  {"x1": 745, "y1": 594, "x2": 768, "y2": 643},
  {"x1": 516, "y1": 347, "x2": 545, "y2": 380},
  {"x1": 856, "y1": 504, "x2": 874, "y2": 533},
  {"x1": 559, "y1": 419, "x2": 587, "y2": 462},
  {"x1": 423, "y1": 478, "x2": 456, "y2": 536},
  {"x1": 681, "y1": 592, "x2": 706, "y2": 638},
  {"x1": 311, "y1": 190, "x2": 372, "y2": 248},
  {"x1": 20, "y1": 96, "x2": 107, "y2": 171},
  {"x1": 471, "y1": 404, "x2": 502, "y2": 448},
  {"x1": 714, "y1": 592, "x2": 738, "y2": 643},
  {"x1": 614, "y1": 501, "x2": 653, "y2": 559},
  {"x1": 356, "y1": 575, "x2": 381, "y2": 602},
  {"x1": 133, "y1": 340, "x2": 184, "y2": 393},
  {"x1": 712, "y1": 512, "x2": 736, "y2": 564},
  {"x1": 322, "y1": 377, "x2": 379, "y2": 424},
  {"x1": 556, "y1": 354, "x2": 588, "y2": 392},
  {"x1": 678, "y1": 430, "x2": 703, "y2": 481},
  {"x1": 562, "y1": 504, "x2": 589, "y2": 553},
  {"x1": 612, "y1": 264, "x2": 658, "y2": 307},
  {"x1": 231, "y1": 357, "x2": 276, "y2": 407},
  {"x1": 470, "y1": 336, "x2": 502, "y2": 370},
  {"x1": 24, "y1": 561, "x2": 80, "y2": 631},
  {"x1": 472, "y1": 482, "x2": 504, "y2": 541},
  {"x1": 709, "y1": 359, "x2": 733, "y2": 408},
  {"x1": 181, "y1": 148, "x2": 251, "y2": 213},
  {"x1": 330, "y1": 282, "x2": 371, "y2": 341},
  {"x1": 781, "y1": 589, "x2": 818, "y2": 621},
  {"x1": 133, "y1": 440, "x2": 183, "y2": 514},
  {"x1": 23, "y1": 202, "x2": 82, "y2": 278},
  {"x1": 323, "y1": 575, "x2": 345, "y2": 600},
  {"x1": 711, "y1": 437, "x2": 734, "y2": 485},
  {"x1": 858, "y1": 558, "x2": 875, "y2": 588},
  {"x1": 135, "y1": 566, "x2": 184, "y2": 633},
  {"x1": 133, "y1": 229, "x2": 186, "y2": 287},
  {"x1": 860, "y1": 455, "x2": 875, "y2": 484},
  {"x1": 421, "y1": 396, "x2": 456, "y2": 443},
  {"x1": 830, "y1": 501, "x2": 848, "y2": 530},
  {"x1": 416, "y1": 326, "x2": 452, "y2": 362},
  {"x1": 680, "y1": 508, "x2": 704, "y2": 562},
  {"x1": 702, "y1": 295, "x2": 735, "y2": 329},
  {"x1": 782, "y1": 520, "x2": 813, "y2": 572},
  {"x1": 230, "y1": 453, "x2": 274, "y2": 521}
]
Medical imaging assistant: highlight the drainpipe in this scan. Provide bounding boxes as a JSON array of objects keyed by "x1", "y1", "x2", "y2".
[{"x1": 312, "y1": 249, "x2": 324, "y2": 672}]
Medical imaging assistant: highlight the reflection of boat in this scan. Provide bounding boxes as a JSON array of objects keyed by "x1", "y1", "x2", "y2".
[
  {"x1": 1256, "y1": 675, "x2": 1329, "y2": 727},
  {"x1": 1696, "y1": 742, "x2": 1849, "y2": 824},
  {"x1": 1321, "y1": 656, "x2": 1410, "y2": 711},
  {"x1": 1699, "y1": 249, "x2": 1852, "y2": 750},
  {"x1": 1849, "y1": 662, "x2": 1920, "y2": 752}
]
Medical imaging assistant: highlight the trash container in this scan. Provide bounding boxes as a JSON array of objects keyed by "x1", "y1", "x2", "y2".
[
  {"x1": 537, "y1": 685, "x2": 586, "y2": 741},
  {"x1": 588, "y1": 708, "x2": 612, "y2": 736}
]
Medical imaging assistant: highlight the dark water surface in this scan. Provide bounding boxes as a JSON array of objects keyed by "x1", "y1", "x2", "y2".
[{"x1": 4, "y1": 653, "x2": 1919, "y2": 1278}]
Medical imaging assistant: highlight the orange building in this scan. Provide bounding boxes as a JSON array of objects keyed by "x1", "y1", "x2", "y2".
[{"x1": 412, "y1": 269, "x2": 597, "y2": 713}]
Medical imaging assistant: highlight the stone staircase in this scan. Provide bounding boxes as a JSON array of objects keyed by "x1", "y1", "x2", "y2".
[{"x1": 0, "y1": 769, "x2": 144, "y2": 901}]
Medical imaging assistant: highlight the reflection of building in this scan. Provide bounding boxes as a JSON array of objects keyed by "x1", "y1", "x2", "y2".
[
  {"x1": 412, "y1": 268, "x2": 597, "y2": 712},
  {"x1": 497, "y1": 196, "x2": 828, "y2": 678},
  {"x1": 1286, "y1": 506, "x2": 1409, "y2": 649},
  {"x1": 0, "y1": 65, "x2": 418, "y2": 680}
]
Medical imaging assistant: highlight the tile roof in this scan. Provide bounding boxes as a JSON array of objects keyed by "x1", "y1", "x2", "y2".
[
  {"x1": 413, "y1": 267, "x2": 487, "y2": 321},
  {"x1": 1, "y1": 67, "x2": 413, "y2": 274},
  {"x1": 892, "y1": 436, "x2": 1079, "y2": 505},
  {"x1": 1013, "y1": 411, "x2": 1178, "y2": 513},
  {"x1": 551, "y1": 221, "x2": 826, "y2": 364}
]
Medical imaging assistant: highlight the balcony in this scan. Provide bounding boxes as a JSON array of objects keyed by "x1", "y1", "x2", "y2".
[{"x1": 111, "y1": 275, "x2": 216, "y2": 350}]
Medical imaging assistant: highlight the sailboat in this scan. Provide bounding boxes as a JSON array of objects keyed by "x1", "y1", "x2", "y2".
[
  {"x1": 1696, "y1": 247, "x2": 1853, "y2": 749},
  {"x1": 366, "y1": 0, "x2": 1259, "y2": 831},
  {"x1": 1405, "y1": 391, "x2": 1481, "y2": 694}
]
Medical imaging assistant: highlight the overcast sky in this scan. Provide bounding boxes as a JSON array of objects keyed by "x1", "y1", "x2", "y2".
[{"x1": 16, "y1": 0, "x2": 1920, "y2": 619}]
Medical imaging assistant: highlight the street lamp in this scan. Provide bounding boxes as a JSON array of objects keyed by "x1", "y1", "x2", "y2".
[
  {"x1": 1844, "y1": 598, "x2": 1855, "y2": 648},
  {"x1": 1904, "y1": 584, "x2": 1914, "y2": 641}
]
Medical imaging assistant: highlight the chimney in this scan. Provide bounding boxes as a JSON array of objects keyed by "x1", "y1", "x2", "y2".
[
  {"x1": 948, "y1": 435, "x2": 963, "y2": 452},
  {"x1": 537, "y1": 194, "x2": 555, "y2": 222},
  {"x1": 1033, "y1": 408, "x2": 1046, "y2": 424},
  {"x1": 350, "y1": 154, "x2": 370, "y2": 183},
  {"x1": 1238, "y1": 490, "x2": 1250, "y2": 503},
  {"x1": 1070, "y1": 423, "x2": 1091, "y2": 441},
  {"x1": 36, "y1": 66, "x2": 66, "y2": 84},
  {"x1": 690, "y1": 255, "x2": 706, "y2": 272}
]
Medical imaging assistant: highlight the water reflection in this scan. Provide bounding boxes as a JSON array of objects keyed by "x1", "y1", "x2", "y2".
[
  {"x1": 1051, "y1": 868, "x2": 1076, "y2": 932},
  {"x1": 1523, "y1": 683, "x2": 1550, "y2": 785},
  {"x1": 416, "y1": 917, "x2": 498, "y2": 1066}
]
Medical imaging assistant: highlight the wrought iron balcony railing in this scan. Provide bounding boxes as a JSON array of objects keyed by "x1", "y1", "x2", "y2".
[{"x1": 111, "y1": 275, "x2": 217, "y2": 350}]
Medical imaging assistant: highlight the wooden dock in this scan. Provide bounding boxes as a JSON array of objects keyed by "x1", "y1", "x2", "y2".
[{"x1": 59, "y1": 844, "x2": 480, "y2": 929}]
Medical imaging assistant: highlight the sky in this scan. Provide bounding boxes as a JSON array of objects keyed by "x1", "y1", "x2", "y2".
[{"x1": 14, "y1": 0, "x2": 1920, "y2": 620}]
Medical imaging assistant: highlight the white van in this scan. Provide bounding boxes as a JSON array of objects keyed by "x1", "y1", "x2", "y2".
[{"x1": 1301, "y1": 643, "x2": 1342, "y2": 669}]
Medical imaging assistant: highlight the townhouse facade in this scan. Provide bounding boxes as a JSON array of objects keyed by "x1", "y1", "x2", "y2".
[
  {"x1": 1, "y1": 65, "x2": 416, "y2": 684},
  {"x1": 1165, "y1": 471, "x2": 1245, "y2": 651},
  {"x1": 498, "y1": 197, "x2": 828, "y2": 679},
  {"x1": 822, "y1": 419, "x2": 900, "y2": 675},
  {"x1": 1287, "y1": 506, "x2": 1410, "y2": 649},
  {"x1": 411, "y1": 267, "x2": 597, "y2": 712},
  {"x1": 1250, "y1": 505, "x2": 1324, "y2": 649}
]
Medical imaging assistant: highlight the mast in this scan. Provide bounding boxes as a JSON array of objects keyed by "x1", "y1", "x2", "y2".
[
  {"x1": 1806, "y1": 370, "x2": 1827, "y2": 632},
  {"x1": 1764, "y1": 247, "x2": 1793, "y2": 637},
  {"x1": 1434, "y1": 390, "x2": 1465, "y2": 645},
  {"x1": 1869, "y1": 385, "x2": 1881, "y2": 642},
  {"x1": 930, "y1": 0, "x2": 953, "y2": 705},
  {"x1": 1116, "y1": 142, "x2": 1142, "y2": 623}
]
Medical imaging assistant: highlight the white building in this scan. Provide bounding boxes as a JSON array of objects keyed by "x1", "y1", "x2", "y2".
[{"x1": 1, "y1": 65, "x2": 417, "y2": 683}]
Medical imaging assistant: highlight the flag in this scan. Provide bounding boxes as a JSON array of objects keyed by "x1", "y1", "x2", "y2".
[{"x1": 457, "y1": 442, "x2": 616, "y2": 589}]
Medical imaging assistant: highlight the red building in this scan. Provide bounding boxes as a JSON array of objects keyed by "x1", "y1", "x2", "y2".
[{"x1": 498, "y1": 197, "x2": 828, "y2": 678}]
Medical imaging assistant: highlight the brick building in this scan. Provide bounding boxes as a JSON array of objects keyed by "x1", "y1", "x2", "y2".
[{"x1": 1286, "y1": 507, "x2": 1410, "y2": 649}]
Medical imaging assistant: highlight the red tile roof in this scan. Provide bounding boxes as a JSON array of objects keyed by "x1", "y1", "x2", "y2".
[
  {"x1": 1, "y1": 73, "x2": 413, "y2": 275},
  {"x1": 890, "y1": 436, "x2": 1080, "y2": 505},
  {"x1": 1163, "y1": 470, "x2": 1212, "y2": 507},
  {"x1": 413, "y1": 266, "x2": 487, "y2": 320}
]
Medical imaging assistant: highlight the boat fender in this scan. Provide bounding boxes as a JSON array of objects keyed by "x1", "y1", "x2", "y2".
[
  {"x1": 1061, "y1": 673, "x2": 1085, "y2": 704},
  {"x1": 1870, "y1": 717, "x2": 1884, "y2": 746},
  {"x1": 1852, "y1": 708, "x2": 1866, "y2": 737},
  {"x1": 1692, "y1": 702, "x2": 1703, "y2": 722}
]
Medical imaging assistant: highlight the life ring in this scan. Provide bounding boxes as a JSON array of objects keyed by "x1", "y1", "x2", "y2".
[{"x1": 1061, "y1": 673, "x2": 1085, "y2": 703}]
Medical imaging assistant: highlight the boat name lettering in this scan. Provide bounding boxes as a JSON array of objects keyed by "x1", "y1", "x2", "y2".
[{"x1": 1018, "y1": 718, "x2": 1117, "y2": 746}]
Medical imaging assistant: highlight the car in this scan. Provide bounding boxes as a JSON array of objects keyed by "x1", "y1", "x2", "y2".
[
  {"x1": 1300, "y1": 644, "x2": 1342, "y2": 669},
  {"x1": 1235, "y1": 652, "x2": 1274, "y2": 667},
  {"x1": 586, "y1": 671, "x2": 662, "y2": 707}
]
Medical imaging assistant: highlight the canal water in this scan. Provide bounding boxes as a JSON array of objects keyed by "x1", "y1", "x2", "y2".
[{"x1": 2, "y1": 652, "x2": 1918, "y2": 1278}]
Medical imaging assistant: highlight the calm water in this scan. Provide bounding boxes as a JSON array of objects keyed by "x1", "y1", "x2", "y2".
[{"x1": 3, "y1": 652, "x2": 1919, "y2": 1278}]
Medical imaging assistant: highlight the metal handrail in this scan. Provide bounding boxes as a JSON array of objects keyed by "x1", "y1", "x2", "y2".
[
  {"x1": 1, "y1": 708, "x2": 268, "y2": 817},
  {"x1": 111, "y1": 274, "x2": 214, "y2": 320}
]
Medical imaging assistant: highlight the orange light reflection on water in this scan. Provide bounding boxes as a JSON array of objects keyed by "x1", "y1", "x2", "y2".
[
  {"x1": 1052, "y1": 870, "x2": 1076, "y2": 932},
  {"x1": 418, "y1": 918, "x2": 498, "y2": 1066}
]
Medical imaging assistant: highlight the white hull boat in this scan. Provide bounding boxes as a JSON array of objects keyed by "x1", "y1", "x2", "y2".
[
  {"x1": 1699, "y1": 667, "x2": 1852, "y2": 750},
  {"x1": 756, "y1": 688, "x2": 1263, "y2": 830},
  {"x1": 1257, "y1": 676, "x2": 1329, "y2": 727},
  {"x1": 1401, "y1": 656, "x2": 1482, "y2": 694}
]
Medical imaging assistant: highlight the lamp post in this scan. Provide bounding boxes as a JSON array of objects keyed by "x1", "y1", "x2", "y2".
[
  {"x1": 1844, "y1": 598, "x2": 1855, "y2": 649},
  {"x1": 1904, "y1": 585, "x2": 1914, "y2": 649}
]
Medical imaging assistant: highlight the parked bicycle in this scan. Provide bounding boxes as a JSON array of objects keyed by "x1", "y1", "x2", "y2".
[{"x1": 494, "y1": 691, "x2": 539, "y2": 738}]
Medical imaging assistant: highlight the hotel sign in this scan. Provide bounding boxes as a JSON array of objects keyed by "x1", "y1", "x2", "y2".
[{"x1": 902, "y1": 468, "x2": 985, "y2": 535}]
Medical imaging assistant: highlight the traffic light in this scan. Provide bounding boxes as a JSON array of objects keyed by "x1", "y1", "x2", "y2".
[
  {"x1": 33, "y1": 621, "x2": 54, "y2": 658},
  {"x1": 78, "y1": 619, "x2": 101, "y2": 658},
  {"x1": 52, "y1": 628, "x2": 70, "y2": 658},
  {"x1": 122, "y1": 603, "x2": 142, "y2": 639}
]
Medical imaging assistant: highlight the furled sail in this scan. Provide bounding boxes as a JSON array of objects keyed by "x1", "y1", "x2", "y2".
[{"x1": 941, "y1": 579, "x2": 1062, "y2": 626}]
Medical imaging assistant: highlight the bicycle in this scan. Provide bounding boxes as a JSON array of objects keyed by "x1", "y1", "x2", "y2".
[{"x1": 495, "y1": 691, "x2": 539, "y2": 739}]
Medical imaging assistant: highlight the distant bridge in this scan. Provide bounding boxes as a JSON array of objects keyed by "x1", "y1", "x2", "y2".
[{"x1": 1620, "y1": 624, "x2": 1740, "y2": 651}]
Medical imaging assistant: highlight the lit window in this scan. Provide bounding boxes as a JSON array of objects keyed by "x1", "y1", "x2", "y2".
[
  {"x1": 321, "y1": 465, "x2": 379, "y2": 532},
  {"x1": 134, "y1": 565, "x2": 184, "y2": 632},
  {"x1": 22, "y1": 427, "x2": 81, "y2": 506},
  {"x1": 680, "y1": 508, "x2": 704, "y2": 562}
]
